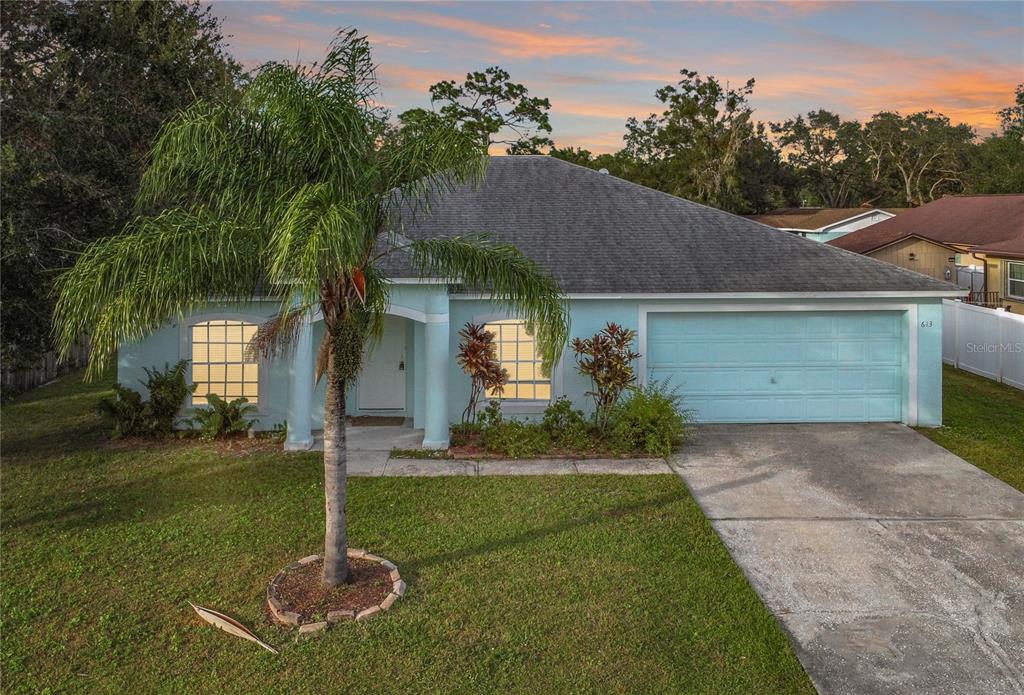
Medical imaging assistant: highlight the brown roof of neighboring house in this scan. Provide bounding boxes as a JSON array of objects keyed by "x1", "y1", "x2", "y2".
[
  {"x1": 972, "y1": 231, "x2": 1024, "y2": 258},
  {"x1": 748, "y1": 207, "x2": 905, "y2": 231},
  {"x1": 827, "y1": 194, "x2": 1024, "y2": 254}
]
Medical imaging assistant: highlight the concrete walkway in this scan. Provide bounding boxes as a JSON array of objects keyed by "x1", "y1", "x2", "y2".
[
  {"x1": 308, "y1": 425, "x2": 671, "y2": 475},
  {"x1": 671, "y1": 423, "x2": 1024, "y2": 695},
  {"x1": 348, "y1": 454, "x2": 671, "y2": 477}
]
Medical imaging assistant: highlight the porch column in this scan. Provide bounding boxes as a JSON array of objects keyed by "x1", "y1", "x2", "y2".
[
  {"x1": 422, "y1": 290, "x2": 450, "y2": 449},
  {"x1": 284, "y1": 312, "x2": 314, "y2": 450},
  {"x1": 412, "y1": 322, "x2": 426, "y2": 429}
]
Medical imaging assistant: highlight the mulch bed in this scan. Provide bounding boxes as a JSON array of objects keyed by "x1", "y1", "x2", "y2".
[
  {"x1": 106, "y1": 433, "x2": 283, "y2": 456},
  {"x1": 273, "y1": 558, "x2": 392, "y2": 622},
  {"x1": 449, "y1": 438, "x2": 632, "y2": 461}
]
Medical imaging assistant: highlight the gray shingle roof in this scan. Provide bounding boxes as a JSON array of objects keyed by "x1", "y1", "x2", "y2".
[{"x1": 382, "y1": 156, "x2": 957, "y2": 294}]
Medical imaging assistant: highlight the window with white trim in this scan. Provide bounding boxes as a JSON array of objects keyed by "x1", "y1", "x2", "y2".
[
  {"x1": 481, "y1": 317, "x2": 552, "y2": 399},
  {"x1": 1008, "y1": 261, "x2": 1024, "y2": 299},
  {"x1": 484, "y1": 319, "x2": 551, "y2": 401},
  {"x1": 190, "y1": 320, "x2": 259, "y2": 405}
]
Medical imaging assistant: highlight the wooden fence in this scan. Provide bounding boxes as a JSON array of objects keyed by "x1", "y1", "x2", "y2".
[{"x1": 1, "y1": 343, "x2": 91, "y2": 399}]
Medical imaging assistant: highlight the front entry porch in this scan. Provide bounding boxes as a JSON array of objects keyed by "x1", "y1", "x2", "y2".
[
  {"x1": 309, "y1": 424, "x2": 425, "y2": 451},
  {"x1": 283, "y1": 284, "x2": 452, "y2": 451}
]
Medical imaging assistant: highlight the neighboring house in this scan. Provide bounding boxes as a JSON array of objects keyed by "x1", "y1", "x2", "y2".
[
  {"x1": 828, "y1": 194, "x2": 1024, "y2": 313},
  {"x1": 969, "y1": 234, "x2": 1024, "y2": 313},
  {"x1": 118, "y1": 156, "x2": 962, "y2": 450},
  {"x1": 747, "y1": 207, "x2": 904, "y2": 243}
]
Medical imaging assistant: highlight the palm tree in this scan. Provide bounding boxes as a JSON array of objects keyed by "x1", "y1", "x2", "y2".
[{"x1": 53, "y1": 30, "x2": 568, "y2": 587}]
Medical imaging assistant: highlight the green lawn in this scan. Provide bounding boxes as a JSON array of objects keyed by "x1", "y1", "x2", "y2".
[
  {"x1": 1, "y1": 369, "x2": 812, "y2": 694},
  {"x1": 917, "y1": 365, "x2": 1024, "y2": 492}
]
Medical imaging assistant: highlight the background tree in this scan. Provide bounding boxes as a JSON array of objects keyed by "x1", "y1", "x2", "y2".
[
  {"x1": 53, "y1": 31, "x2": 568, "y2": 587},
  {"x1": 862, "y1": 110, "x2": 975, "y2": 206},
  {"x1": 734, "y1": 123, "x2": 801, "y2": 213},
  {"x1": 0, "y1": 0, "x2": 242, "y2": 368},
  {"x1": 622, "y1": 70, "x2": 756, "y2": 210},
  {"x1": 400, "y1": 66, "x2": 553, "y2": 154},
  {"x1": 770, "y1": 110, "x2": 874, "y2": 207},
  {"x1": 967, "y1": 85, "x2": 1024, "y2": 194},
  {"x1": 554, "y1": 71, "x2": 786, "y2": 213},
  {"x1": 548, "y1": 145, "x2": 654, "y2": 188}
]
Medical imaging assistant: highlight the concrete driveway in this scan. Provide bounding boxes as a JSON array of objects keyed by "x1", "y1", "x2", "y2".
[{"x1": 671, "y1": 423, "x2": 1024, "y2": 695}]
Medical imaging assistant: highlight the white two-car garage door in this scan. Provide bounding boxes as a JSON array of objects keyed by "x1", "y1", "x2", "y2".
[{"x1": 645, "y1": 311, "x2": 904, "y2": 423}]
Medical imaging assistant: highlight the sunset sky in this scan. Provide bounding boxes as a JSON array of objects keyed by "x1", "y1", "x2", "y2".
[{"x1": 211, "y1": 1, "x2": 1024, "y2": 153}]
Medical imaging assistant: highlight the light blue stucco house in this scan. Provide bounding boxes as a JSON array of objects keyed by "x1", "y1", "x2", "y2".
[{"x1": 118, "y1": 157, "x2": 964, "y2": 450}]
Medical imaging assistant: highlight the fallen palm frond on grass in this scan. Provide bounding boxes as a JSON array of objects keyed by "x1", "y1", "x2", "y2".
[{"x1": 189, "y1": 602, "x2": 279, "y2": 654}]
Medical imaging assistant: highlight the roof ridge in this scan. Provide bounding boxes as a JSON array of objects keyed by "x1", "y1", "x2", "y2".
[
  {"x1": 538, "y1": 156, "x2": 939, "y2": 260},
  {"x1": 538, "y1": 155, "x2": 779, "y2": 227}
]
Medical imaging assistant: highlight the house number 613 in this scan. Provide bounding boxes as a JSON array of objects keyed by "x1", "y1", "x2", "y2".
[{"x1": 920, "y1": 320, "x2": 933, "y2": 328}]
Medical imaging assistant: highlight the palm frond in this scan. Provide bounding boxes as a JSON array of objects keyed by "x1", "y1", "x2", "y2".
[
  {"x1": 379, "y1": 123, "x2": 488, "y2": 243},
  {"x1": 402, "y1": 235, "x2": 569, "y2": 373},
  {"x1": 248, "y1": 303, "x2": 315, "y2": 361},
  {"x1": 53, "y1": 209, "x2": 266, "y2": 378},
  {"x1": 268, "y1": 184, "x2": 373, "y2": 300}
]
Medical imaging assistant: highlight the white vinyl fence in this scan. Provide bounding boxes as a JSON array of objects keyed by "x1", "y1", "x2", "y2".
[{"x1": 942, "y1": 299, "x2": 1024, "y2": 390}]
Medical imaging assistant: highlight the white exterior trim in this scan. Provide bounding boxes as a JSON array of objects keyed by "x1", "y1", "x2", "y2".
[
  {"x1": 383, "y1": 304, "x2": 449, "y2": 324},
  {"x1": 636, "y1": 301, "x2": 921, "y2": 426},
  {"x1": 1006, "y1": 260, "x2": 1024, "y2": 300},
  {"x1": 818, "y1": 208, "x2": 897, "y2": 234},
  {"x1": 388, "y1": 278, "x2": 453, "y2": 285},
  {"x1": 310, "y1": 304, "x2": 448, "y2": 325},
  {"x1": 450, "y1": 290, "x2": 964, "y2": 300}
]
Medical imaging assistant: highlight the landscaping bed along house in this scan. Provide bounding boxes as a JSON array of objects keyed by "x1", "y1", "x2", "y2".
[{"x1": 437, "y1": 322, "x2": 691, "y2": 460}]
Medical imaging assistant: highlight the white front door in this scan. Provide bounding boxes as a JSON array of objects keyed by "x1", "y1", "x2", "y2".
[{"x1": 357, "y1": 315, "x2": 407, "y2": 410}]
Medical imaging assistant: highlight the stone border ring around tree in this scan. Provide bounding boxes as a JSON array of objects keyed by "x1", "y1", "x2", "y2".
[{"x1": 267, "y1": 549, "x2": 406, "y2": 636}]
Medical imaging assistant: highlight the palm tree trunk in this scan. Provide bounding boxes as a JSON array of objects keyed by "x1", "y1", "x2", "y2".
[{"x1": 322, "y1": 358, "x2": 349, "y2": 586}]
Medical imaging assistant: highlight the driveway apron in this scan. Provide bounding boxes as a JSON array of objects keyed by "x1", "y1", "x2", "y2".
[{"x1": 671, "y1": 423, "x2": 1024, "y2": 695}]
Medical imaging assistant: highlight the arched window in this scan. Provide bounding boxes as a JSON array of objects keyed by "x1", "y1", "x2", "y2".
[
  {"x1": 190, "y1": 319, "x2": 259, "y2": 405},
  {"x1": 483, "y1": 319, "x2": 551, "y2": 401}
]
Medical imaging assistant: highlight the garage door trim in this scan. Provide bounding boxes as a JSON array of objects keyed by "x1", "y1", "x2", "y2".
[{"x1": 637, "y1": 302, "x2": 918, "y2": 425}]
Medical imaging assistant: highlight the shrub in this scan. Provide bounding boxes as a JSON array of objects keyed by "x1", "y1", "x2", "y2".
[
  {"x1": 190, "y1": 393, "x2": 259, "y2": 440},
  {"x1": 474, "y1": 399, "x2": 551, "y2": 458},
  {"x1": 483, "y1": 419, "x2": 551, "y2": 458},
  {"x1": 608, "y1": 380, "x2": 691, "y2": 457},
  {"x1": 270, "y1": 421, "x2": 288, "y2": 443},
  {"x1": 477, "y1": 399, "x2": 503, "y2": 429},
  {"x1": 541, "y1": 397, "x2": 591, "y2": 450},
  {"x1": 456, "y1": 323, "x2": 508, "y2": 423},
  {"x1": 143, "y1": 360, "x2": 194, "y2": 434},
  {"x1": 96, "y1": 384, "x2": 149, "y2": 438},
  {"x1": 450, "y1": 421, "x2": 483, "y2": 447},
  {"x1": 96, "y1": 360, "x2": 194, "y2": 438},
  {"x1": 572, "y1": 323, "x2": 641, "y2": 430}
]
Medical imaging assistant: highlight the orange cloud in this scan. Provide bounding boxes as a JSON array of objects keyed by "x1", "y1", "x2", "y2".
[
  {"x1": 551, "y1": 97, "x2": 653, "y2": 121},
  {"x1": 363, "y1": 9, "x2": 633, "y2": 59},
  {"x1": 850, "y1": 69, "x2": 1017, "y2": 132},
  {"x1": 376, "y1": 64, "x2": 455, "y2": 93},
  {"x1": 552, "y1": 129, "x2": 627, "y2": 154}
]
